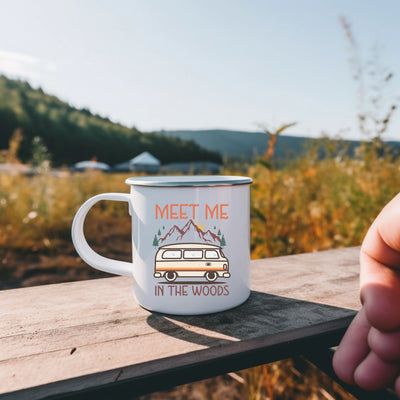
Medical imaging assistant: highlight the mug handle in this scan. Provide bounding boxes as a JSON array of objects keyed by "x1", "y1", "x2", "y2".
[{"x1": 71, "y1": 193, "x2": 132, "y2": 277}]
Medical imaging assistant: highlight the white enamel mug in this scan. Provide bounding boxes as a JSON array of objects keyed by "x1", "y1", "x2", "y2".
[{"x1": 71, "y1": 175, "x2": 252, "y2": 315}]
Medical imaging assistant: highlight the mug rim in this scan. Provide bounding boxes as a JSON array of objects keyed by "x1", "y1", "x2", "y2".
[{"x1": 125, "y1": 175, "x2": 252, "y2": 187}]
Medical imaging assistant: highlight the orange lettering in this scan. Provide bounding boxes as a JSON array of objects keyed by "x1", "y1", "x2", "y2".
[
  {"x1": 180, "y1": 204, "x2": 188, "y2": 219},
  {"x1": 156, "y1": 204, "x2": 168, "y2": 219},
  {"x1": 188, "y1": 204, "x2": 199, "y2": 219},
  {"x1": 205, "y1": 204, "x2": 218, "y2": 219},
  {"x1": 170, "y1": 204, "x2": 179, "y2": 219},
  {"x1": 156, "y1": 203, "x2": 201, "y2": 219},
  {"x1": 220, "y1": 204, "x2": 229, "y2": 219}
]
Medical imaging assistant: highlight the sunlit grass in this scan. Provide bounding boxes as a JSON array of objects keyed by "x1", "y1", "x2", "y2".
[
  {"x1": 1, "y1": 150, "x2": 399, "y2": 262},
  {"x1": 249, "y1": 151, "x2": 400, "y2": 259},
  {"x1": 0, "y1": 171, "x2": 131, "y2": 251}
]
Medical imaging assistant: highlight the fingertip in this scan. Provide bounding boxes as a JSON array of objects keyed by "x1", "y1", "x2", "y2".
[
  {"x1": 332, "y1": 310, "x2": 370, "y2": 385},
  {"x1": 332, "y1": 347, "x2": 356, "y2": 385},
  {"x1": 354, "y1": 352, "x2": 400, "y2": 391}
]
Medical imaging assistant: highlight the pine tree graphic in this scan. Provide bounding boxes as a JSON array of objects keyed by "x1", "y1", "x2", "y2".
[
  {"x1": 217, "y1": 229, "x2": 221, "y2": 236},
  {"x1": 220, "y1": 235, "x2": 226, "y2": 247},
  {"x1": 152, "y1": 235, "x2": 158, "y2": 247},
  {"x1": 158, "y1": 229, "x2": 161, "y2": 236}
]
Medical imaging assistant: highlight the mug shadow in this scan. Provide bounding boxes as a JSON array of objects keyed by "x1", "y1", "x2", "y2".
[{"x1": 146, "y1": 291, "x2": 356, "y2": 347}]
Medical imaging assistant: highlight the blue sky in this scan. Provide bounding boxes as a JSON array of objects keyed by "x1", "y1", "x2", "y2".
[{"x1": 0, "y1": 0, "x2": 399, "y2": 139}]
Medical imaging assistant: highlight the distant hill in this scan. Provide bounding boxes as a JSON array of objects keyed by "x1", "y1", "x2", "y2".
[
  {"x1": 157, "y1": 129, "x2": 400, "y2": 162},
  {"x1": 0, "y1": 76, "x2": 221, "y2": 166},
  {"x1": 157, "y1": 129, "x2": 306, "y2": 160}
]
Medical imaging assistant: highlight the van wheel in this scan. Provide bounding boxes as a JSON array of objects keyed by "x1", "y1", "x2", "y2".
[
  {"x1": 205, "y1": 271, "x2": 217, "y2": 282},
  {"x1": 165, "y1": 271, "x2": 177, "y2": 282}
]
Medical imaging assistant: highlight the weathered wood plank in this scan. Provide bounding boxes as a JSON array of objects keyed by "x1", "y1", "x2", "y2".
[
  {"x1": 250, "y1": 246, "x2": 361, "y2": 309},
  {"x1": 0, "y1": 247, "x2": 360, "y2": 399}
]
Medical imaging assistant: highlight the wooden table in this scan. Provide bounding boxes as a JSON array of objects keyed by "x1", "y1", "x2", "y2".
[{"x1": 1, "y1": 247, "x2": 362, "y2": 399}]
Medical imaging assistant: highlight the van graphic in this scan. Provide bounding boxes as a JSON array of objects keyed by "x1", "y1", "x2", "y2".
[{"x1": 154, "y1": 243, "x2": 230, "y2": 282}]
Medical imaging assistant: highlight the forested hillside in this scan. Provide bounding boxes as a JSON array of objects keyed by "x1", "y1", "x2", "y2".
[{"x1": 0, "y1": 76, "x2": 221, "y2": 166}]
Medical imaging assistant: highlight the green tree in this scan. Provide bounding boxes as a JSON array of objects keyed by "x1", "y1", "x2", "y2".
[
  {"x1": 0, "y1": 75, "x2": 223, "y2": 166},
  {"x1": 220, "y1": 235, "x2": 226, "y2": 247},
  {"x1": 152, "y1": 235, "x2": 158, "y2": 247}
]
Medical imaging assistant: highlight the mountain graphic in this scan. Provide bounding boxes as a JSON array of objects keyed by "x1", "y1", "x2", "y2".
[
  {"x1": 158, "y1": 220, "x2": 221, "y2": 245},
  {"x1": 157, "y1": 224, "x2": 184, "y2": 243}
]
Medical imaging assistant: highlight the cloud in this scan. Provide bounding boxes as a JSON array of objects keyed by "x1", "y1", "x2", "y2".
[{"x1": 0, "y1": 49, "x2": 56, "y2": 81}]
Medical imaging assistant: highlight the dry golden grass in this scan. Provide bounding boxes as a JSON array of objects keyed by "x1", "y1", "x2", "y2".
[
  {"x1": 2, "y1": 151, "x2": 399, "y2": 265},
  {"x1": 0, "y1": 170, "x2": 134, "y2": 288},
  {"x1": 1, "y1": 148, "x2": 399, "y2": 399},
  {"x1": 249, "y1": 151, "x2": 400, "y2": 259},
  {"x1": 136, "y1": 358, "x2": 356, "y2": 400}
]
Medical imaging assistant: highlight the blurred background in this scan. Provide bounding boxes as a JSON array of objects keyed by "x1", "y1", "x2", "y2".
[{"x1": 1, "y1": 1, "x2": 400, "y2": 398}]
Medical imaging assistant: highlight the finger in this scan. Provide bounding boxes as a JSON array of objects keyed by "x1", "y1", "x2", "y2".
[
  {"x1": 359, "y1": 195, "x2": 400, "y2": 331},
  {"x1": 361, "y1": 192, "x2": 400, "y2": 269},
  {"x1": 360, "y1": 191, "x2": 400, "y2": 275},
  {"x1": 333, "y1": 308, "x2": 370, "y2": 385},
  {"x1": 354, "y1": 351, "x2": 400, "y2": 391},
  {"x1": 361, "y1": 251, "x2": 400, "y2": 331},
  {"x1": 368, "y1": 326, "x2": 400, "y2": 361},
  {"x1": 360, "y1": 192, "x2": 400, "y2": 276}
]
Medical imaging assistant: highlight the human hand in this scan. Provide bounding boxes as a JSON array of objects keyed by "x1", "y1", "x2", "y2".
[{"x1": 333, "y1": 193, "x2": 400, "y2": 395}]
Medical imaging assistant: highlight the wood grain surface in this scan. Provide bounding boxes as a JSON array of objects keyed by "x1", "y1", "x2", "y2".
[{"x1": 0, "y1": 247, "x2": 360, "y2": 399}]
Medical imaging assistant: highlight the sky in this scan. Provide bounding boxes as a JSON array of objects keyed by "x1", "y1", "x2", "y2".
[{"x1": 0, "y1": 0, "x2": 399, "y2": 140}]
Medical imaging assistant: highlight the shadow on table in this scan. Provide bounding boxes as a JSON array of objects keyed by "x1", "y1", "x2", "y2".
[{"x1": 146, "y1": 290, "x2": 356, "y2": 348}]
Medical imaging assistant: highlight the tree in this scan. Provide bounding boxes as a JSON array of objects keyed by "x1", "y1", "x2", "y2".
[
  {"x1": 0, "y1": 75, "x2": 223, "y2": 166},
  {"x1": 152, "y1": 235, "x2": 158, "y2": 247},
  {"x1": 220, "y1": 235, "x2": 226, "y2": 247}
]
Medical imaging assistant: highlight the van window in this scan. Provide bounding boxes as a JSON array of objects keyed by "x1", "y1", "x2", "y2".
[
  {"x1": 162, "y1": 250, "x2": 181, "y2": 259},
  {"x1": 205, "y1": 250, "x2": 219, "y2": 259},
  {"x1": 183, "y1": 250, "x2": 203, "y2": 259}
]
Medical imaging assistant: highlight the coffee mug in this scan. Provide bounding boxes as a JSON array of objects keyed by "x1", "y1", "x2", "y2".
[{"x1": 71, "y1": 175, "x2": 252, "y2": 315}]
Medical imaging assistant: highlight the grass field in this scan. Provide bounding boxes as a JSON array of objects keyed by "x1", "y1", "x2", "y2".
[
  {"x1": 1, "y1": 145, "x2": 399, "y2": 399},
  {"x1": 2, "y1": 144, "x2": 399, "y2": 286}
]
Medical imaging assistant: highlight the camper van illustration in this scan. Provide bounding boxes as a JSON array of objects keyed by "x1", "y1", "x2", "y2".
[{"x1": 154, "y1": 243, "x2": 230, "y2": 282}]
